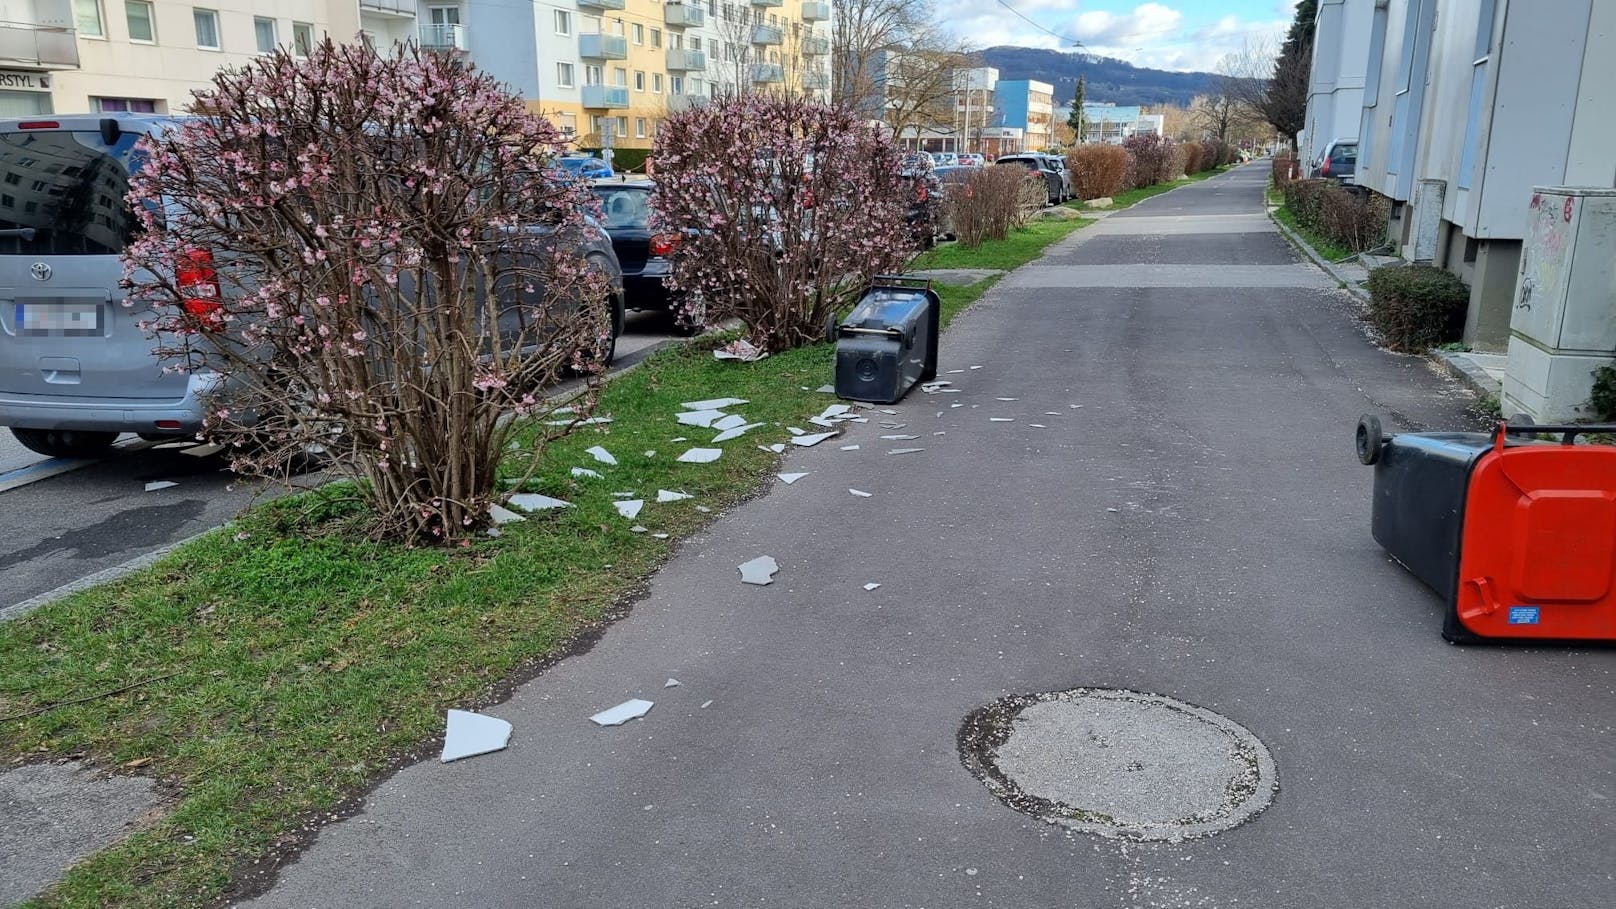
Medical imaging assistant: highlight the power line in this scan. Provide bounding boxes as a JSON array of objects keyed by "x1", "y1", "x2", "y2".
[{"x1": 990, "y1": 0, "x2": 1083, "y2": 48}]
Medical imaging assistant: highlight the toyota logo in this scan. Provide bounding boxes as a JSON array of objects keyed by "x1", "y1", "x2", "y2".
[{"x1": 29, "y1": 262, "x2": 51, "y2": 281}]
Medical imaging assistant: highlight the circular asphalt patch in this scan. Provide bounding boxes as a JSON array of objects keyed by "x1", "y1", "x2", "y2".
[{"x1": 959, "y1": 688, "x2": 1277, "y2": 841}]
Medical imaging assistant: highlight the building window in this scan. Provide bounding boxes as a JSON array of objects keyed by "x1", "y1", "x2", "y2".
[
  {"x1": 632, "y1": 23, "x2": 643, "y2": 44},
  {"x1": 652, "y1": 73, "x2": 662, "y2": 93},
  {"x1": 558, "y1": 112, "x2": 576, "y2": 136},
  {"x1": 589, "y1": 115, "x2": 602, "y2": 134},
  {"x1": 612, "y1": 67, "x2": 626, "y2": 86},
  {"x1": 688, "y1": 36, "x2": 700, "y2": 51},
  {"x1": 555, "y1": 10, "x2": 571, "y2": 35},
  {"x1": 633, "y1": 70, "x2": 644, "y2": 91},
  {"x1": 585, "y1": 64, "x2": 603, "y2": 85},
  {"x1": 193, "y1": 8, "x2": 220, "y2": 49},
  {"x1": 1, "y1": 195, "x2": 12, "y2": 208},
  {"x1": 556, "y1": 62, "x2": 575, "y2": 88},
  {"x1": 635, "y1": 118, "x2": 646, "y2": 138},
  {"x1": 671, "y1": 75, "x2": 683, "y2": 95},
  {"x1": 253, "y1": 17, "x2": 276, "y2": 54},
  {"x1": 616, "y1": 115, "x2": 628, "y2": 136},
  {"x1": 75, "y1": 0, "x2": 104, "y2": 38},
  {"x1": 650, "y1": 27, "x2": 661, "y2": 48},
  {"x1": 124, "y1": 1, "x2": 155, "y2": 42},
  {"x1": 97, "y1": 97, "x2": 158, "y2": 112},
  {"x1": 292, "y1": 21, "x2": 313, "y2": 56}
]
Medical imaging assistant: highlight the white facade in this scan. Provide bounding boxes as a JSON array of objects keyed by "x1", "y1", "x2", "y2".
[{"x1": 1301, "y1": 0, "x2": 1372, "y2": 168}]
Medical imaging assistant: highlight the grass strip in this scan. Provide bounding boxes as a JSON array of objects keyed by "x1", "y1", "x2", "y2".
[
  {"x1": 1271, "y1": 202, "x2": 1356, "y2": 262},
  {"x1": 0, "y1": 214, "x2": 1090, "y2": 909},
  {"x1": 1068, "y1": 164, "x2": 1234, "y2": 213}
]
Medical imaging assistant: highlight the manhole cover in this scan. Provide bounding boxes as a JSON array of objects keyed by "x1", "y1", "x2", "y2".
[{"x1": 959, "y1": 688, "x2": 1277, "y2": 841}]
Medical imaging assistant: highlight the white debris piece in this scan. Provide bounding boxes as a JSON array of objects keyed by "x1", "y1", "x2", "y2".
[
  {"x1": 671, "y1": 436, "x2": 688, "y2": 442},
  {"x1": 509, "y1": 493, "x2": 572, "y2": 511},
  {"x1": 590, "y1": 699, "x2": 654, "y2": 727},
  {"x1": 881, "y1": 434, "x2": 919, "y2": 440},
  {"x1": 182, "y1": 443, "x2": 224, "y2": 458},
  {"x1": 951, "y1": 403, "x2": 964, "y2": 409},
  {"x1": 630, "y1": 525, "x2": 648, "y2": 533},
  {"x1": 1030, "y1": 423, "x2": 1047, "y2": 428},
  {"x1": 887, "y1": 448, "x2": 924, "y2": 455},
  {"x1": 441, "y1": 710, "x2": 513, "y2": 762},
  {"x1": 1069, "y1": 404, "x2": 1082, "y2": 408},
  {"x1": 787, "y1": 427, "x2": 806, "y2": 436},
  {"x1": 848, "y1": 488, "x2": 873, "y2": 498},
  {"x1": 612, "y1": 492, "x2": 636, "y2": 499},
  {"x1": 1045, "y1": 412, "x2": 1062, "y2": 416},
  {"x1": 840, "y1": 445, "x2": 860, "y2": 451},
  {"x1": 682, "y1": 398, "x2": 749, "y2": 410},
  {"x1": 545, "y1": 416, "x2": 613, "y2": 426},
  {"x1": 989, "y1": 417, "x2": 1015, "y2": 422},
  {"x1": 816, "y1": 385, "x2": 835, "y2": 393},
  {"x1": 676, "y1": 410, "x2": 727, "y2": 428},
  {"x1": 489, "y1": 504, "x2": 527, "y2": 525},
  {"x1": 664, "y1": 678, "x2": 682, "y2": 688},
  {"x1": 777, "y1": 472, "x2": 809, "y2": 484},
  {"x1": 712, "y1": 422, "x2": 764, "y2": 443},
  {"x1": 738, "y1": 556, "x2": 779, "y2": 585},
  {"x1": 652, "y1": 533, "x2": 669, "y2": 539},
  {"x1": 863, "y1": 583, "x2": 882, "y2": 591},
  {"x1": 695, "y1": 506, "x2": 712, "y2": 513},
  {"x1": 714, "y1": 339, "x2": 766, "y2": 361},
  {"x1": 817, "y1": 404, "x2": 852, "y2": 421},
  {"x1": 586, "y1": 445, "x2": 618, "y2": 465},
  {"x1": 701, "y1": 700, "x2": 714, "y2": 709},
  {"x1": 808, "y1": 416, "x2": 838, "y2": 428},
  {"x1": 656, "y1": 489, "x2": 693, "y2": 503},
  {"x1": 144, "y1": 481, "x2": 177, "y2": 491},
  {"x1": 767, "y1": 443, "x2": 786, "y2": 453},
  {"x1": 946, "y1": 369, "x2": 965, "y2": 374},
  {"x1": 711, "y1": 414, "x2": 748, "y2": 432},
  {"x1": 970, "y1": 365, "x2": 983, "y2": 370},
  {"x1": 996, "y1": 397, "x2": 1019, "y2": 402},
  {"x1": 878, "y1": 409, "x2": 899, "y2": 415},
  {"x1": 614, "y1": 499, "x2": 645, "y2": 519},
  {"x1": 644, "y1": 450, "x2": 656, "y2": 458},
  {"x1": 677, "y1": 447, "x2": 723, "y2": 463},
  {"x1": 571, "y1": 467, "x2": 603, "y2": 479},
  {"x1": 790, "y1": 432, "x2": 837, "y2": 448}
]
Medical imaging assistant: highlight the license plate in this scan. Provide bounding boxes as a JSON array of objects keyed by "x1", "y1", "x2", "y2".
[{"x1": 16, "y1": 303, "x2": 102, "y2": 336}]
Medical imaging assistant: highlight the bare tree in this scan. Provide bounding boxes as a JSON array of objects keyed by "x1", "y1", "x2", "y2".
[
  {"x1": 830, "y1": 0, "x2": 936, "y2": 116},
  {"x1": 882, "y1": 47, "x2": 972, "y2": 146}
]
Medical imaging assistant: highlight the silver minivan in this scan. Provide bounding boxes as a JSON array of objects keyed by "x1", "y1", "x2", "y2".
[
  {"x1": 0, "y1": 114, "x2": 217, "y2": 458},
  {"x1": 0, "y1": 114, "x2": 626, "y2": 460}
]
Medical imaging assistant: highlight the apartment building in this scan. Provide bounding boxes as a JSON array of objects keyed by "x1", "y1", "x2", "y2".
[
  {"x1": 992, "y1": 79, "x2": 1052, "y2": 152},
  {"x1": 1300, "y1": 0, "x2": 1372, "y2": 168},
  {"x1": 0, "y1": 0, "x2": 832, "y2": 151}
]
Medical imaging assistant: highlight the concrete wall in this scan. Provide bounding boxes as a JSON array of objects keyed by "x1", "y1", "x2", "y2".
[{"x1": 1302, "y1": 0, "x2": 1372, "y2": 167}]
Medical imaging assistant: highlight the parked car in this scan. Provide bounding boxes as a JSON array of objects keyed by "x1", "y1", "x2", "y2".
[
  {"x1": 957, "y1": 153, "x2": 986, "y2": 167},
  {"x1": 931, "y1": 165, "x2": 981, "y2": 240},
  {"x1": 556, "y1": 154, "x2": 614, "y2": 180},
  {"x1": 900, "y1": 160, "x2": 944, "y2": 248},
  {"x1": 930, "y1": 152, "x2": 959, "y2": 167},
  {"x1": 589, "y1": 180, "x2": 697, "y2": 331},
  {"x1": 994, "y1": 154, "x2": 1064, "y2": 205},
  {"x1": 1038, "y1": 153, "x2": 1073, "y2": 200},
  {"x1": 1310, "y1": 138, "x2": 1358, "y2": 185},
  {"x1": 0, "y1": 114, "x2": 624, "y2": 459}
]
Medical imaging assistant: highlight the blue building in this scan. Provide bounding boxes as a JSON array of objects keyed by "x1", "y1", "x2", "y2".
[{"x1": 992, "y1": 79, "x2": 1055, "y2": 151}]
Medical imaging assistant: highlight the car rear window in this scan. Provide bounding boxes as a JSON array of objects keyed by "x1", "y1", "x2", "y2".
[
  {"x1": 592, "y1": 186, "x2": 651, "y2": 229},
  {"x1": 0, "y1": 129, "x2": 144, "y2": 256}
]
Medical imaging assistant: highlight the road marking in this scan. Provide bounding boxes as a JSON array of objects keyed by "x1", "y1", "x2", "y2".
[{"x1": 0, "y1": 456, "x2": 96, "y2": 493}]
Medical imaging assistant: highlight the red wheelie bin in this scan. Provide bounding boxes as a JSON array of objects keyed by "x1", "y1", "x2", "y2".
[{"x1": 1356, "y1": 415, "x2": 1616, "y2": 644}]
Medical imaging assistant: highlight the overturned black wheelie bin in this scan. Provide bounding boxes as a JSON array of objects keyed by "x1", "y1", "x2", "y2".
[
  {"x1": 831, "y1": 275, "x2": 940, "y2": 404},
  {"x1": 1355, "y1": 414, "x2": 1616, "y2": 644}
]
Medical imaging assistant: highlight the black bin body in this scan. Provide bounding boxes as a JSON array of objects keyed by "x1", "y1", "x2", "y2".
[
  {"x1": 833, "y1": 276, "x2": 940, "y2": 405},
  {"x1": 1369, "y1": 432, "x2": 1490, "y2": 601}
]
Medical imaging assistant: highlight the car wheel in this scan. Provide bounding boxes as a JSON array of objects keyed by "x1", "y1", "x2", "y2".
[{"x1": 11, "y1": 427, "x2": 119, "y2": 459}]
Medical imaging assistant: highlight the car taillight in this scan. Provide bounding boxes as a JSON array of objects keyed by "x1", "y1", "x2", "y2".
[
  {"x1": 1322, "y1": 156, "x2": 1331, "y2": 176},
  {"x1": 177, "y1": 248, "x2": 223, "y2": 329},
  {"x1": 916, "y1": 184, "x2": 929, "y2": 203},
  {"x1": 17, "y1": 120, "x2": 60, "y2": 130},
  {"x1": 650, "y1": 233, "x2": 679, "y2": 257}
]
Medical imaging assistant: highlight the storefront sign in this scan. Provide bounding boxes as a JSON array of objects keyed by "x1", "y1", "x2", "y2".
[{"x1": 0, "y1": 70, "x2": 51, "y2": 92}]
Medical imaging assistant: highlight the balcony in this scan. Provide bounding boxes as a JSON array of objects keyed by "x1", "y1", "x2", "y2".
[
  {"x1": 802, "y1": 35, "x2": 828, "y2": 55},
  {"x1": 664, "y1": 3, "x2": 705, "y2": 28},
  {"x1": 579, "y1": 32, "x2": 627, "y2": 59},
  {"x1": 751, "y1": 0, "x2": 784, "y2": 6},
  {"x1": 667, "y1": 93, "x2": 707, "y2": 113},
  {"x1": 665, "y1": 47, "x2": 706, "y2": 72},
  {"x1": 802, "y1": 71, "x2": 829, "y2": 90},
  {"x1": 800, "y1": 0, "x2": 830, "y2": 21},
  {"x1": 750, "y1": 24, "x2": 782, "y2": 45},
  {"x1": 577, "y1": 0, "x2": 626, "y2": 9},
  {"x1": 581, "y1": 84, "x2": 630, "y2": 109},
  {"x1": 750, "y1": 63, "x2": 784, "y2": 83},
  {"x1": 419, "y1": 22, "x2": 465, "y2": 51},
  {"x1": 360, "y1": 0, "x2": 416, "y2": 15},
  {"x1": 0, "y1": 23, "x2": 78, "y2": 69}
]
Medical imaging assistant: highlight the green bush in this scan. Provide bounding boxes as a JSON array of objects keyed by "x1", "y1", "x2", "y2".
[
  {"x1": 1366, "y1": 264, "x2": 1471, "y2": 352},
  {"x1": 1282, "y1": 178, "x2": 1386, "y2": 252},
  {"x1": 1592, "y1": 366, "x2": 1616, "y2": 420}
]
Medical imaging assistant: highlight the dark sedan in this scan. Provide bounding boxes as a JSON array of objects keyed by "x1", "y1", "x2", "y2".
[{"x1": 590, "y1": 181, "x2": 694, "y2": 332}]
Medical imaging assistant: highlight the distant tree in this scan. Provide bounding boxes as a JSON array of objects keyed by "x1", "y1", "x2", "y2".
[
  {"x1": 831, "y1": 0, "x2": 938, "y2": 116},
  {"x1": 1067, "y1": 75, "x2": 1086, "y2": 142},
  {"x1": 883, "y1": 46, "x2": 975, "y2": 145},
  {"x1": 1260, "y1": 0, "x2": 1316, "y2": 145}
]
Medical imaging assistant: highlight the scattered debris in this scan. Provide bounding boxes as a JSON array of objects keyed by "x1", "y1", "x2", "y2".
[
  {"x1": 970, "y1": 365, "x2": 983, "y2": 370},
  {"x1": 509, "y1": 493, "x2": 572, "y2": 511},
  {"x1": 682, "y1": 398, "x2": 748, "y2": 410},
  {"x1": 777, "y1": 472, "x2": 809, "y2": 484},
  {"x1": 489, "y1": 504, "x2": 526, "y2": 525},
  {"x1": 817, "y1": 404, "x2": 852, "y2": 420},
  {"x1": 664, "y1": 679, "x2": 682, "y2": 688},
  {"x1": 677, "y1": 410, "x2": 727, "y2": 428},
  {"x1": 881, "y1": 434, "x2": 919, "y2": 440},
  {"x1": 1107, "y1": 507, "x2": 1121, "y2": 513},
  {"x1": 864, "y1": 583, "x2": 882, "y2": 591},
  {"x1": 849, "y1": 488, "x2": 873, "y2": 498},
  {"x1": 585, "y1": 446, "x2": 617, "y2": 465},
  {"x1": 790, "y1": 432, "x2": 837, "y2": 448},
  {"x1": 738, "y1": 556, "x2": 779, "y2": 585},
  {"x1": 612, "y1": 492, "x2": 636, "y2": 498},
  {"x1": 701, "y1": 700, "x2": 714, "y2": 709},
  {"x1": 1044, "y1": 412, "x2": 1061, "y2": 416},
  {"x1": 996, "y1": 397, "x2": 1019, "y2": 402},
  {"x1": 767, "y1": 443, "x2": 786, "y2": 453},
  {"x1": 441, "y1": 709, "x2": 513, "y2": 762},
  {"x1": 1030, "y1": 423, "x2": 1047, "y2": 428},
  {"x1": 714, "y1": 339, "x2": 766, "y2": 361},
  {"x1": 671, "y1": 436, "x2": 688, "y2": 442},
  {"x1": 144, "y1": 480, "x2": 177, "y2": 492},
  {"x1": 571, "y1": 467, "x2": 603, "y2": 479},
  {"x1": 712, "y1": 422, "x2": 764, "y2": 443},
  {"x1": 815, "y1": 385, "x2": 835, "y2": 393},
  {"x1": 630, "y1": 525, "x2": 648, "y2": 533},
  {"x1": 787, "y1": 427, "x2": 806, "y2": 436},
  {"x1": 652, "y1": 533, "x2": 669, "y2": 539},
  {"x1": 545, "y1": 416, "x2": 613, "y2": 426},
  {"x1": 887, "y1": 448, "x2": 924, "y2": 455},
  {"x1": 656, "y1": 489, "x2": 693, "y2": 503},
  {"x1": 677, "y1": 447, "x2": 723, "y2": 463},
  {"x1": 182, "y1": 443, "x2": 224, "y2": 458},
  {"x1": 590, "y1": 699, "x2": 654, "y2": 727},
  {"x1": 711, "y1": 414, "x2": 748, "y2": 432},
  {"x1": 989, "y1": 418, "x2": 1015, "y2": 422},
  {"x1": 614, "y1": 499, "x2": 645, "y2": 520},
  {"x1": 878, "y1": 408, "x2": 898, "y2": 415},
  {"x1": 695, "y1": 506, "x2": 712, "y2": 513},
  {"x1": 643, "y1": 450, "x2": 656, "y2": 458},
  {"x1": 840, "y1": 444, "x2": 860, "y2": 451}
]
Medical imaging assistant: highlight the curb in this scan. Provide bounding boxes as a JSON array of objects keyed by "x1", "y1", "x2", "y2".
[
  {"x1": 1431, "y1": 349, "x2": 1503, "y2": 398},
  {"x1": 1266, "y1": 204, "x2": 1370, "y2": 303}
]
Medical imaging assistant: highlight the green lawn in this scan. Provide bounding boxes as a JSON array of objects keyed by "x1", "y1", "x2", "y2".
[
  {"x1": 1068, "y1": 164, "x2": 1235, "y2": 212},
  {"x1": 909, "y1": 216, "x2": 1093, "y2": 271},
  {"x1": 0, "y1": 216, "x2": 1090, "y2": 909}
]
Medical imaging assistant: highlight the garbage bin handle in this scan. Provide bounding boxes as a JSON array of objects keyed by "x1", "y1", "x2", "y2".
[
  {"x1": 836, "y1": 326, "x2": 904, "y2": 339},
  {"x1": 1492, "y1": 420, "x2": 1616, "y2": 450}
]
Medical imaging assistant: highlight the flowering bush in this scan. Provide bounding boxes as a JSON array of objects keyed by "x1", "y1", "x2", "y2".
[
  {"x1": 122, "y1": 41, "x2": 610, "y2": 542},
  {"x1": 649, "y1": 93, "x2": 911, "y2": 353}
]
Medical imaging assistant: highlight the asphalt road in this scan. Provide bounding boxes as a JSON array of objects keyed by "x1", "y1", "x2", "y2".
[
  {"x1": 0, "y1": 314, "x2": 676, "y2": 615},
  {"x1": 242, "y1": 164, "x2": 1614, "y2": 908}
]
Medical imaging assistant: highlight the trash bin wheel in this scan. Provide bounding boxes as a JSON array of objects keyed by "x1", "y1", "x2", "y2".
[
  {"x1": 1355, "y1": 415, "x2": 1384, "y2": 465},
  {"x1": 824, "y1": 312, "x2": 839, "y2": 344}
]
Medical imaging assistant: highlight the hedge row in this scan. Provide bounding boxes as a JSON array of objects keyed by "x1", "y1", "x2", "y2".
[{"x1": 1281, "y1": 179, "x2": 1388, "y2": 253}]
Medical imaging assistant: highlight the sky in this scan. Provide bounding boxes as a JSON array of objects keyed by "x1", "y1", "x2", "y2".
[{"x1": 935, "y1": 0, "x2": 1299, "y2": 74}]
